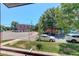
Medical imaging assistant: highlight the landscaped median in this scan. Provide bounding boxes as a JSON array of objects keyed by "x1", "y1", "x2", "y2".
[{"x1": 4, "y1": 40, "x2": 79, "y2": 56}]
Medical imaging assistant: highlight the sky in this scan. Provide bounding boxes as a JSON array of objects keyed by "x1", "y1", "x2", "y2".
[{"x1": 1, "y1": 3, "x2": 60, "y2": 26}]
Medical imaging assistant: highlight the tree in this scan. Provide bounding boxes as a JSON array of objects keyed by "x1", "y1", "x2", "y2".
[
  {"x1": 38, "y1": 8, "x2": 56, "y2": 34},
  {"x1": 0, "y1": 25, "x2": 7, "y2": 31},
  {"x1": 5, "y1": 26, "x2": 11, "y2": 30},
  {"x1": 37, "y1": 3, "x2": 79, "y2": 34},
  {"x1": 54, "y1": 7, "x2": 72, "y2": 33},
  {"x1": 11, "y1": 21, "x2": 19, "y2": 30},
  {"x1": 33, "y1": 24, "x2": 38, "y2": 31},
  {"x1": 61, "y1": 3, "x2": 79, "y2": 30}
]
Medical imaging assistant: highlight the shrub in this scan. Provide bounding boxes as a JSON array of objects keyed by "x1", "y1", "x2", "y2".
[
  {"x1": 36, "y1": 43, "x2": 42, "y2": 50},
  {"x1": 36, "y1": 38, "x2": 40, "y2": 41},
  {"x1": 59, "y1": 43, "x2": 79, "y2": 55}
]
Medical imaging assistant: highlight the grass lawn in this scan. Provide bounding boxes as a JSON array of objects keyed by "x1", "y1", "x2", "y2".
[
  {"x1": 5, "y1": 40, "x2": 79, "y2": 56},
  {"x1": 1, "y1": 39, "x2": 13, "y2": 43}
]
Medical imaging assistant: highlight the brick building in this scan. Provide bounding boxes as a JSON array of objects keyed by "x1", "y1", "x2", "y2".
[
  {"x1": 16, "y1": 24, "x2": 31, "y2": 32},
  {"x1": 45, "y1": 27, "x2": 61, "y2": 35}
]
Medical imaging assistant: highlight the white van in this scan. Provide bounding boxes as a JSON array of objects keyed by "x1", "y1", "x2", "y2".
[{"x1": 65, "y1": 32, "x2": 79, "y2": 43}]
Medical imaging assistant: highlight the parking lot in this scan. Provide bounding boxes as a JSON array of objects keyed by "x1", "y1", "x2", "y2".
[
  {"x1": 1, "y1": 31, "x2": 67, "y2": 43},
  {"x1": 1, "y1": 31, "x2": 38, "y2": 41}
]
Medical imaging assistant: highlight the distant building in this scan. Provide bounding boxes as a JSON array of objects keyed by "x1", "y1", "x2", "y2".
[
  {"x1": 15, "y1": 24, "x2": 31, "y2": 32},
  {"x1": 45, "y1": 26, "x2": 62, "y2": 35},
  {"x1": 45, "y1": 27, "x2": 65, "y2": 38}
]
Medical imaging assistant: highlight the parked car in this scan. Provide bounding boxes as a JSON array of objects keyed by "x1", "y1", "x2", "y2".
[
  {"x1": 65, "y1": 32, "x2": 79, "y2": 43},
  {"x1": 12, "y1": 30, "x2": 21, "y2": 32},
  {"x1": 37, "y1": 33, "x2": 57, "y2": 42}
]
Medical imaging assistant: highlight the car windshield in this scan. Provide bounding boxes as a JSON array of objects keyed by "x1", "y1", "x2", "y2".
[{"x1": 70, "y1": 32, "x2": 79, "y2": 34}]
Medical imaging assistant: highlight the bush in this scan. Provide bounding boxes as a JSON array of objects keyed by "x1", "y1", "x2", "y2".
[
  {"x1": 59, "y1": 43, "x2": 79, "y2": 55},
  {"x1": 36, "y1": 38, "x2": 40, "y2": 41},
  {"x1": 36, "y1": 43, "x2": 42, "y2": 50}
]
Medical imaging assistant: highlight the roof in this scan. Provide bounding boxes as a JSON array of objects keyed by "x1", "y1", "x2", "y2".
[
  {"x1": 16, "y1": 24, "x2": 32, "y2": 27},
  {"x1": 4, "y1": 3, "x2": 33, "y2": 8}
]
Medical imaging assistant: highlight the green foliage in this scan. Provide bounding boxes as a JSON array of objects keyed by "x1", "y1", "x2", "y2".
[
  {"x1": 61, "y1": 3, "x2": 79, "y2": 30},
  {"x1": 5, "y1": 41, "x2": 79, "y2": 55},
  {"x1": 36, "y1": 43, "x2": 42, "y2": 50},
  {"x1": 38, "y1": 8, "x2": 56, "y2": 34},
  {"x1": 0, "y1": 25, "x2": 11, "y2": 31},
  {"x1": 32, "y1": 24, "x2": 38, "y2": 31},
  {"x1": 59, "y1": 43, "x2": 79, "y2": 55},
  {"x1": 38, "y1": 3, "x2": 79, "y2": 34},
  {"x1": 11, "y1": 21, "x2": 19, "y2": 30},
  {"x1": 0, "y1": 21, "x2": 19, "y2": 31}
]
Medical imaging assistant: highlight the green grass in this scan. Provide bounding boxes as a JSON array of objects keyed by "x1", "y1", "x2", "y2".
[
  {"x1": 5, "y1": 41, "x2": 60, "y2": 53},
  {"x1": 1, "y1": 39, "x2": 13, "y2": 43},
  {"x1": 59, "y1": 43, "x2": 79, "y2": 56},
  {"x1": 5, "y1": 40, "x2": 79, "y2": 56},
  {"x1": 36, "y1": 42, "x2": 60, "y2": 53}
]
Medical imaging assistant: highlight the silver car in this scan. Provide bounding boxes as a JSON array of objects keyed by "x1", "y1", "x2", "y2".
[{"x1": 37, "y1": 34, "x2": 57, "y2": 42}]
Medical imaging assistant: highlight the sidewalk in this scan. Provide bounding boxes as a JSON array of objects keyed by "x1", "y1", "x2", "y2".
[{"x1": 1, "y1": 39, "x2": 22, "y2": 46}]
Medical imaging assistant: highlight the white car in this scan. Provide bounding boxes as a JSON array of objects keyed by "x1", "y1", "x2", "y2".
[
  {"x1": 37, "y1": 34, "x2": 57, "y2": 42},
  {"x1": 65, "y1": 32, "x2": 79, "y2": 43}
]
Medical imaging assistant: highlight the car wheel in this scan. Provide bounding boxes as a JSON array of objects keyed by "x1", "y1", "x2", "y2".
[
  {"x1": 71, "y1": 39, "x2": 76, "y2": 43},
  {"x1": 66, "y1": 40, "x2": 70, "y2": 42},
  {"x1": 49, "y1": 39, "x2": 55, "y2": 42}
]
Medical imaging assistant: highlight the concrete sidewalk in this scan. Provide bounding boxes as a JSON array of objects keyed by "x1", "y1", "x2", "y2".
[{"x1": 2, "y1": 39, "x2": 22, "y2": 45}]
